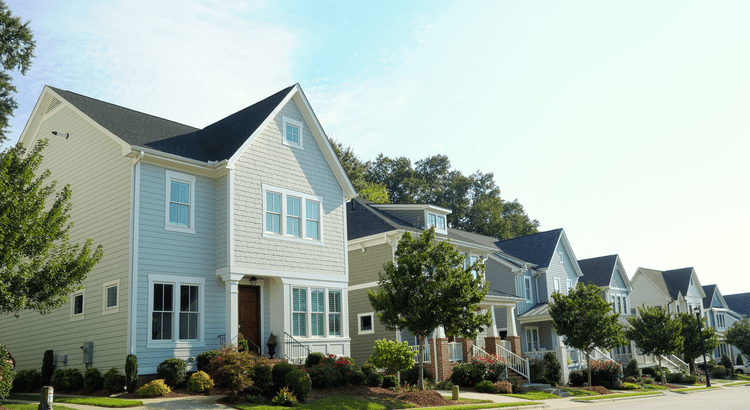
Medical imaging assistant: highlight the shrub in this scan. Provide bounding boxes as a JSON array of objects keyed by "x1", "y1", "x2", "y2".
[
  {"x1": 103, "y1": 368, "x2": 124, "y2": 393},
  {"x1": 641, "y1": 367, "x2": 656, "y2": 376},
  {"x1": 307, "y1": 363, "x2": 338, "y2": 388},
  {"x1": 285, "y1": 370, "x2": 311, "y2": 402},
  {"x1": 449, "y1": 363, "x2": 473, "y2": 386},
  {"x1": 271, "y1": 386, "x2": 298, "y2": 407},
  {"x1": 304, "y1": 352, "x2": 325, "y2": 368},
  {"x1": 529, "y1": 357, "x2": 546, "y2": 383},
  {"x1": 624, "y1": 359, "x2": 641, "y2": 378},
  {"x1": 197, "y1": 350, "x2": 220, "y2": 373},
  {"x1": 361, "y1": 363, "x2": 377, "y2": 376},
  {"x1": 475, "y1": 380, "x2": 496, "y2": 393},
  {"x1": 187, "y1": 371, "x2": 214, "y2": 393},
  {"x1": 543, "y1": 351, "x2": 562, "y2": 385},
  {"x1": 50, "y1": 368, "x2": 83, "y2": 392},
  {"x1": 341, "y1": 357, "x2": 356, "y2": 367},
  {"x1": 248, "y1": 365, "x2": 273, "y2": 398},
  {"x1": 367, "y1": 339, "x2": 416, "y2": 375},
  {"x1": 737, "y1": 354, "x2": 745, "y2": 366},
  {"x1": 156, "y1": 358, "x2": 187, "y2": 388},
  {"x1": 366, "y1": 373, "x2": 383, "y2": 387},
  {"x1": 435, "y1": 380, "x2": 453, "y2": 390},
  {"x1": 210, "y1": 347, "x2": 266, "y2": 398},
  {"x1": 450, "y1": 356, "x2": 507, "y2": 387},
  {"x1": 666, "y1": 372, "x2": 684, "y2": 384},
  {"x1": 624, "y1": 376, "x2": 638, "y2": 384},
  {"x1": 401, "y1": 366, "x2": 420, "y2": 386},
  {"x1": 125, "y1": 354, "x2": 138, "y2": 393},
  {"x1": 382, "y1": 375, "x2": 398, "y2": 389},
  {"x1": 41, "y1": 350, "x2": 55, "y2": 386},
  {"x1": 642, "y1": 377, "x2": 654, "y2": 384},
  {"x1": 272, "y1": 362, "x2": 296, "y2": 388},
  {"x1": 568, "y1": 369, "x2": 586, "y2": 386},
  {"x1": 11, "y1": 369, "x2": 42, "y2": 393},
  {"x1": 83, "y1": 368, "x2": 103, "y2": 392},
  {"x1": 0, "y1": 344, "x2": 13, "y2": 399},
  {"x1": 351, "y1": 370, "x2": 366, "y2": 386},
  {"x1": 238, "y1": 340, "x2": 250, "y2": 353},
  {"x1": 494, "y1": 380, "x2": 512, "y2": 394},
  {"x1": 721, "y1": 354, "x2": 733, "y2": 371},
  {"x1": 682, "y1": 375, "x2": 698, "y2": 384},
  {"x1": 710, "y1": 366, "x2": 728, "y2": 379},
  {"x1": 136, "y1": 379, "x2": 171, "y2": 397},
  {"x1": 621, "y1": 382, "x2": 639, "y2": 390}
]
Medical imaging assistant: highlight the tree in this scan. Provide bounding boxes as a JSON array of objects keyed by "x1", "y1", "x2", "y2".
[
  {"x1": 625, "y1": 306, "x2": 683, "y2": 385},
  {"x1": 677, "y1": 313, "x2": 719, "y2": 375},
  {"x1": 549, "y1": 283, "x2": 626, "y2": 386},
  {"x1": 0, "y1": 140, "x2": 103, "y2": 315},
  {"x1": 367, "y1": 339, "x2": 416, "y2": 376},
  {"x1": 367, "y1": 227, "x2": 490, "y2": 390},
  {"x1": 328, "y1": 138, "x2": 388, "y2": 203},
  {"x1": 724, "y1": 318, "x2": 750, "y2": 360},
  {"x1": 0, "y1": 1, "x2": 35, "y2": 143}
]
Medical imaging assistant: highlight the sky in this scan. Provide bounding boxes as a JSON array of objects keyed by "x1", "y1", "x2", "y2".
[{"x1": 5, "y1": 0, "x2": 750, "y2": 294}]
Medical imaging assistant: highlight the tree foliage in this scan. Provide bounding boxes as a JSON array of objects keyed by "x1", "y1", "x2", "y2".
[
  {"x1": 367, "y1": 339, "x2": 416, "y2": 375},
  {"x1": 724, "y1": 317, "x2": 750, "y2": 359},
  {"x1": 677, "y1": 313, "x2": 719, "y2": 375},
  {"x1": 0, "y1": 1, "x2": 35, "y2": 143},
  {"x1": 367, "y1": 227, "x2": 490, "y2": 389},
  {"x1": 625, "y1": 306, "x2": 683, "y2": 385},
  {"x1": 328, "y1": 138, "x2": 389, "y2": 203},
  {"x1": 0, "y1": 140, "x2": 103, "y2": 314},
  {"x1": 549, "y1": 283, "x2": 626, "y2": 386}
]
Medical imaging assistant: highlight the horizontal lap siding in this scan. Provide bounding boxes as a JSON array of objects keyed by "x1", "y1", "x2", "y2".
[
  {"x1": 215, "y1": 175, "x2": 228, "y2": 269},
  {"x1": 0, "y1": 106, "x2": 131, "y2": 372},
  {"x1": 347, "y1": 289, "x2": 390, "y2": 367},
  {"x1": 348, "y1": 243, "x2": 392, "y2": 286}
]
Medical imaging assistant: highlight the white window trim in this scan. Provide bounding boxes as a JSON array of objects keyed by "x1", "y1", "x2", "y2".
[
  {"x1": 147, "y1": 274, "x2": 205, "y2": 349},
  {"x1": 262, "y1": 184, "x2": 324, "y2": 245},
  {"x1": 566, "y1": 279, "x2": 573, "y2": 294},
  {"x1": 559, "y1": 251, "x2": 564, "y2": 263},
  {"x1": 524, "y1": 276, "x2": 533, "y2": 303},
  {"x1": 102, "y1": 279, "x2": 120, "y2": 315},
  {"x1": 290, "y1": 286, "x2": 345, "y2": 339},
  {"x1": 424, "y1": 211, "x2": 448, "y2": 234},
  {"x1": 553, "y1": 278, "x2": 560, "y2": 293},
  {"x1": 70, "y1": 289, "x2": 85, "y2": 322},
  {"x1": 358, "y1": 312, "x2": 375, "y2": 335},
  {"x1": 282, "y1": 116, "x2": 304, "y2": 149},
  {"x1": 526, "y1": 326, "x2": 540, "y2": 351},
  {"x1": 164, "y1": 170, "x2": 196, "y2": 234}
]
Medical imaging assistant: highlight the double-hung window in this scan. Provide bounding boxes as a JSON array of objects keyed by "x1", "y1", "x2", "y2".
[
  {"x1": 291, "y1": 287, "x2": 344, "y2": 338},
  {"x1": 465, "y1": 255, "x2": 479, "y2": 280},
  {"x1": 263, "y1": 184, "x2": 324, "y2": 244},
  {"x1": 526, "y1": 327, "x2": 539, "y2": 351},
  {"x1": 282, "y1": 117, "x2": 303, "y2": 149},
  {"x1": 165, "y1": 171, "x2": 196, "y2": 234},
  {"x1": 553, "y1": 278, "x2": 560, "y2": 293},
  {"x1": 329, "y1": 291, "x2": 342, "y2": 336},
  {"x1": 717, "y1": 313, "x2": 726, "y2": 328},
  {"x1": 293, "y1": 288, "x2": 307, "y2": 337},
  {"x1": 148, "y1": 274, "x2": 204, "y2": 347},
  {"x1": 310, "y1": 290, "x2": 324, "y2": 336},
  {"x1": 426, "y1": 212, "x2": 447, "y2": 233},
  {"x1": 524, "y1": 276, "x2": 533, "y2": 303},
  {"x1": 566, "y1": 279, "x2": 572, "y2": 294}
]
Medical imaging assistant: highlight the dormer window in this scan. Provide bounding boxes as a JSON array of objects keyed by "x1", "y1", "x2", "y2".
[{"x1": 426, "y1": 212, "x2": 447, "y2": 234}]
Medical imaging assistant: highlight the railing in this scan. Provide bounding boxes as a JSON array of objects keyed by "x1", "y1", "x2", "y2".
[
  {"x1": 410, "y1": 344, "x2": 431, "y2": 363},
  {"x1": 448, "y1": 342, "x2": 463, "y2": 362},
  {"x1": 500, "y1": 340, "x2": 511, "y2": 351},
  {"x1": 663, "y1": 354, "x2": 689, "y2": 373},
  {"x1": 592, "y1": 347, "x2": 615, "y2": 362},
  {"x1": 284, "y1": 332, "x2": 309, "y2": 365},
  {"x1": 498, "y1": 344, "x2": 530, "y2": 381},
  {"x1": 613, "y1": 353, "x2": 633, "y2": 364},
  {"x1": 523, "y1": 349, "x2": 548, "y2": 361},
  {"x1": 472, "y1": 346, "x2": 508, "y2": 379},
  {"x1": 218, "y1": 334, "x2": 226, "y2": 347},
  {"x1": 247, "y1": 339, "x2": 262, "y2": 355}
]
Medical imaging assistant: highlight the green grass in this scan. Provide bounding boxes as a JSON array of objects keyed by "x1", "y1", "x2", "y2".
[
  {"x1": 723, "y1": 381, "x2": 750, "y2": 387},
  {"x1": 560, "y1": 387, "x2": 597, "y2": 397},
  {"x1": 5, "y1": 393, "x2": 142, "y2": 408},
  {"x1": 640, "y1": 383, "x2": 670, "y2": 390},
  {"x1": 573, "y1": 391, "x2": 662, "y2": 401},
  {"x1": 671, "y1": 386, "x2": 720, "y2": 393},
  {"x1": 500, "y1": 391, "x2": 559, "y2": 400},
  {"x1": 426, "y1": 404, "x2": 541, "y2": 410},
  {"x1": 734, "y1": 374, "x2": 750, "y2": 381},
  {"x1": 1, "y1": 403, "x2": 78, "y2": 410},
  {"x1": 440, "y1": 396, "x2": 491, "y2": 403},
  {"x1": 233, "y1": 395, "x2": 540, "y2": 410}
]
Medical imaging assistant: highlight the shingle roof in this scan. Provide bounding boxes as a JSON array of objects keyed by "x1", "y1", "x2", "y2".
[
  {"x1": 494, "y1": 229, "x2": 563, "y2": 269},
  {"x1": 702, "y1": 284, "x2": 717, "y2": 309},
  {"x1": 638, "y1": 267, "x2": 695, "y2": 300},
  {"x1": 724, "y1": 292, "x2": 750, "y2": 318},
  {"x1": 50, "y1": 85, "x2": 295, "y2": 162},
  {"x1": 578, "y1": 255, "x2": 618, "y2": 287}
]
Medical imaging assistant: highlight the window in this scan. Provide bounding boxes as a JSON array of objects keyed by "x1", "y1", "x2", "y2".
[
  {"x1": 311, "y1": 289, "x2": 324, "y2": 337},
  {"x1": 525, "y1": 327, "x2": 540, "y2": 351},
  {"x1": 148, "y1": 274, "x2": 204, "y2": 346},
  {"x1": 717, "y1": 313, "x2": 726, "y2": 328},
  {"x1": 559, "y1": 251, "x2": 564, "y2": 263},
  {"x1": 102, "y1": 279, "x2": 120, "y2": 315},
  {"x1": 358, "y1": 312, "x2": 374, "y2": 334},
  {"x1": 165, "y1": 171, "x2": 196, "y2": 234},
  {"x1": 291, "y1": 287, "x2": 344, "y2": 338},
  {"x1": 553, "y1": 278, "x2": 560, "y2": 293},
  {"x1": 617, "y1": 296, "x2": 622, "y2": 314},
  {"x1": 293, "y1": 288, "x2": 307, "y2": 337},
  {"x1": 524, "y1": 277, "x2": 533, "y2": 303},
  {"x1": 437, "y1": 215, "x2": 446, "y2": 230},
  {"x1": 566, "y1": 279, "x2": 572, "y2": 294},
  {"x1": 263, "y1": 184, "x2": 324, "y2": 244},
  {"x1": 282, "y1": 116, "x2": 303, "y2": 149},
  {"x1": 329, "y1": 291, "x2": 342, "y2": 336},
  {"x1": 623, "y1": 297, "x2": 628, "y2": 316},
  {"x1": 425, "y1": 212, "x2": 447, "y2": 234},
  {"x1": 465, "y1": 255, "x2": 479, "y2": 280},
  {"x1": 70, "y1": 289, "x2": 85, "y2": 321},
  {"x1": 677, "y1": 304, "x2": 681, "y2": 314}
]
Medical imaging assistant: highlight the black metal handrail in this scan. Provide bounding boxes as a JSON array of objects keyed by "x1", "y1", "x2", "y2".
[
  {"x1": 247, "y1": 338, "x2": 262, "y2": 355},
  {"x1": 218, "y1": 334, "x2": 226, "y2": 347},
  {"x1": 284, "y1": 332, "x2": 309, "y2": 365}
]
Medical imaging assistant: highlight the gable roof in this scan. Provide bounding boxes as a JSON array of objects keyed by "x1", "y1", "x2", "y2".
[
  {"x1": 702, "y1": 284, "x2": 718, "y2": 309},
  {"x1": 637, "y1": 267, "x2": 703, "y2": 301},
  {"x1": 578, "y1": 255, "x2": 618, "y2": 287},
  {"x1": 494, "y1": 229, "x2": 563, "y2": 269},
  {"x1": 724, "y1": 292, "x2": 750, "y2": 318}
]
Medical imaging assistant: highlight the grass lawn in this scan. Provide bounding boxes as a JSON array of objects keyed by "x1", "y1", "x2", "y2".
[
  {"x1": 500, "y1": 391, "x2": 559, "y2": 400},
  {"x1": 559, "y1": 387, "x2": 597, "y2": 397},
  {"x1": 640, "y1": 384, "x2": 670, "y2": 390},
  {"x1": 671, "y1": 386, "x2": 720, "y2": 393},
  {"x1": 734, "y1": 374, "x2": 750, "y2": 381},
  {"x1": 233, "y1": 396, "x2": 541, "y2": 410},
  {"x1": 1, "y1": 404, "x2": 78, "y2": 410},
  {"x1": 573, "y1": 391, "x2": 662, "y2": 401},
  {"x1": 723, "y1": 381, "x2": 750, "y2": 387},
  {"x1": 5, "y1": 393, "x2": 142, "y2": 408}
]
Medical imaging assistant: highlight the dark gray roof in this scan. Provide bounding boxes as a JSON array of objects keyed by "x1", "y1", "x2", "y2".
[
  {"x1": 486, "y1": 288, "x2": 523, "y2": 300},
  {"x1": 494, "y1": 229, "x2": 563, "y2": 269},
  {"x1": 578, "y1": 255, "x2": 618, "y2": 287},
  {"x1": 50, "y1": 85, "x2": 295, "y2": 162},
  {"x1": 702, "y1": 284, "x2": 717, "y2": 309},
  {"x1": 661, "y1": 267, "x2": 694, "y2": 300},
  {"x1": 724, "y1": 292, "x2": 750, "y2": 318}
]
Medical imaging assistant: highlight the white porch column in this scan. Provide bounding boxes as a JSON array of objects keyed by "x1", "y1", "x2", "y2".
[
  {"x1": 221, "y1": 273, "x2": 244, "y2": 346},
  {"x1": 506, "y1": 306, "x2": 518, "y2": 337},
  {"x1": 488, "y1": 306, "x2": 499, "y2": 337},
  {"x1": 436, "y1": 325, "x2": 446, "y2": 338}
]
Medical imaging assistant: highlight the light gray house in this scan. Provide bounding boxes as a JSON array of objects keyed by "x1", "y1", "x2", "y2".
[
  {"x1": 2, "y1": 84, "x2": 356, "y2": 374},
  {"x1": 702, "y1": 285, "x2": 746, "y2": 364}
]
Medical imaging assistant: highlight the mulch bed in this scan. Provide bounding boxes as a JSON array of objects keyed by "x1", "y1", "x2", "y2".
[{"x1": 576, "y1": 386, "x2": 612, "y2": 394}]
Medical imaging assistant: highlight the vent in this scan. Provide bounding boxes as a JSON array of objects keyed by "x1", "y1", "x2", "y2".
[{"x1": 45, "y1": 97, "x2": 61, "y2": 114}]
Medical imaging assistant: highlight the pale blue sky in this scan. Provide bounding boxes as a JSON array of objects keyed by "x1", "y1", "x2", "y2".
[{"x1": 6, "y1": 1, "x2": 749, "y2": 294}]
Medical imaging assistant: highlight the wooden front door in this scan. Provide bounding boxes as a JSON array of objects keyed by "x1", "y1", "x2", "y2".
[{"x1": 238, "y1": 285, "x2": 261, "y2": 353}]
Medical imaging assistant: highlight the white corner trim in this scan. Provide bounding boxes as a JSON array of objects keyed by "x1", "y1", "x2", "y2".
[{"x1": 348, "y1": 281, "x2": 379, "y2": 291}]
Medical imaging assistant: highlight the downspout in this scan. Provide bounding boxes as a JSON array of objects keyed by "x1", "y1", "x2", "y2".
[
  {"x1": 128, "y1": 150, "x2": 144, "y2": 354},
  {"x1": 433, "y1": 330, "x2": 439, "y2": 381}
]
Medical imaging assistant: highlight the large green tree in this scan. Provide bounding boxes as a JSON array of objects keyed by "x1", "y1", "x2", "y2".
[
  {"x1": 367, "y1": 227, "x2": 490, "y2": 390},
  {"x1": 328, "y1": 138, "x2": 388, "y2": 203},
  {"x1": 0, "y1": 1, "x2": 35, "y2": 143},
  {"x1": 549, "y1": 283, "x2": 626, "y2": 386},
  {"x1": 626, "y1": 306, "x2": 683, "y2": 385},
  {"x1": 724, "y1": 318, "x2": 750, "y2": 360},
  {"x1": 0, "y1": 140, "x2": 103, "y2": 314},
  {"x1": 677, "y1": 313, "x2": 719, "y2": 375}
]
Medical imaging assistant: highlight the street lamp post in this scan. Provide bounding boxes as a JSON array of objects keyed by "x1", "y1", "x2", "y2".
[{"x1": 694, "y1": 307, "x2": 711, "y2": 387}]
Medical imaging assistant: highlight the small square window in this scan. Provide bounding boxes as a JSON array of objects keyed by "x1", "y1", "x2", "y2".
[
  {"x1": 359, "y1": 312, "x2": 375, "y2": 335},
  {"x1": 282, "y1": 117, "x2": 304, "y2": 149},
  {"x1": 70, "y1": 289, "x2": 85, "y2": 321}
]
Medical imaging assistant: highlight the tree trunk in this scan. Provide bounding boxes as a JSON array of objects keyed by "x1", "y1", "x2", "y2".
[
  {"x1": 418, "y1": 336, "x2": 425, "y2": 390},
  {"x1": 586, "y1": 350, "x2": 592, "y2": 387},
  {"x1": 657, "y1": 356, "x2": 665, "y2": 385}
]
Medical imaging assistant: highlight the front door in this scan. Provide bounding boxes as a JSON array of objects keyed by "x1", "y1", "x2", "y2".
[{"x1": 238, "y1": 285, "x2": 261, "y2": 353}]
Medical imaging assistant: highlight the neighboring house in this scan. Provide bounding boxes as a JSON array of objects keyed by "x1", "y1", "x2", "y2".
[
  {"x1": 702, "y1": 285, "x2": 746, "y2": 364},
  {"x1": 345, "y1": 198, "x2": 523, "y2": 381},
  {"x1": 577, "y1": 254, "x2": 634, "y2": 364},
  {"x1": 723, "y1": 292, "x2": 750, "y2": 320},
  {"x1": 1, "y1": 84, "x2": 356, "y2": 374}
]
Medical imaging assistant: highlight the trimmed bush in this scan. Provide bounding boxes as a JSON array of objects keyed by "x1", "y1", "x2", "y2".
[
  {"x1": 0, "y1": 344, "x2": 13, "y2": 398},
  {"x1": 50, "y1": 368, "x2": 83, "y2": 392},
  {"x1": 187, "y1": 371, "x2": 214, "y2": 393},
  {"x1": 666, "y1": 372, "x2": 684, "y2": 384},
  {"x1": 83, "y1": 368, "x2": 103, "y2": 392},
  {"x1": 624, "y1": 359, "x2": 641, "y2": 378},
  {"x1": 351, "y1": 370, "x2": 366, "y2": 386},
  {"x1": 368, "y1": 339, "x2": 416, "y2": 375},
  {"x1": 568, "y1": 369, "x2": 586, "y2": 386},
  {"x1": 543, "y1": 351, "x2": 562, "y2": 385},
  {"x1": 103, "y1": 368, "x2": 124, "y2": 393},
  {"x1": 401, "y1": 366, "x2": 420, "y2": 386},
  {"x1": 304, "y1": 352, "x2": 325, "y2": 368},
  {"x1": 711, "y1": 366, "x2": 729, "y2": 378},
  {"x1": 721, "y1": 354, "x2": 733, "y2": 371},
  {"x1": 529, "y1": 357, "x2": 546, "y2": 383},
  {"x1": 682, "y1": 375, "x2": 698, "y2": 384},
  {"x1": 11, "y1": 369, "x2": 42, "y2": 393},
  {"x1": 272, "y1": 362, "x2": 296, "y2": 388},
  {"x1": 284, "y1": 369, "x2": 311, "y2": 402},
  {"x1": 475, "y1": 380, "x2": 496, "y2": 393},
  {"x1": 366, "y1": 373, "x2": 383, "y2": 387},
  {"x1": 737, "y1": 354, "x2": 744, "y2": 366},
  {"x1": 361, "y1": 363, "x2": 377, "y2": 376},
  {"x1": 125, "y1": 354, "x2": 138, "y2": 393},
  {"x1": 494, "y1": 380, "x2": 512, "y2": 394},
  {"x1": 271, "y1": 386, "x2": 298, "y2": 407},
  {"x1": 197, "y1": 350, "x2": 220, "y2": 373},
  {"x1": 642, "y1": 377, "x2": 655, "y2": 384},
  {"x1": 42, "y1": 350, "x2": 55, "y2": 386},
  {"x1": 382, "y1": 375, "x2": 398, "y2": 389},
  {"x1": 210, "y1": 347, "x2": 266, "y2": 398},
  {"x1": 248, "y1": 365, "x2": 273, "y2": 398},
  {"x1": 156, "y1": 358, "x2": 187, "y2": 388},
  {"x1": 450, "y1": 356, "x2": 507, "y2": 387},
  {"x1": 136, "y1": 379, "x2": 171, "y2": 397},
  {"x1": 622, "y1": 382, "x2": 639, "y2": 390},
  {"x1": 307, "y1": 363, "x2": 338, "y2": 388}
]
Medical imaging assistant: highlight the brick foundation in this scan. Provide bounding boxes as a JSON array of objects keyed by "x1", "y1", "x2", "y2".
[
  {"x1": 484, "y1": 337, "x2": 503, "y2": 357},
  {"x1": 505, "y1": 336, "x2": 522, "y2": 356}
]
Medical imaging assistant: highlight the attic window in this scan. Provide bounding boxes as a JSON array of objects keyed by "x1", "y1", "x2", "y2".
[
  {"x1": 426, "y1": 212, "x2": 447, "y2": 233},
  {"x1": 282, "y1": 117, "x2": 303, "y2": 150},
  {"x1": 45, "y1": 97, "x2": 62, "y2": 114}
]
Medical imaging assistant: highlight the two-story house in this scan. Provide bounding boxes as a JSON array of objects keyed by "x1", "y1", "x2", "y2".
[
  {"x1": 723, "y1": 292, "x2": 750, "y2": 320},
  {"x1": 1, "y1": 84, "x2": 356, "y2": 374},
  {"x1": 345, "y1": 198, "x2": 523, "y2": 381},
  {"x1": 702, "y1": 285, "x2": 746, "y2": 364}
]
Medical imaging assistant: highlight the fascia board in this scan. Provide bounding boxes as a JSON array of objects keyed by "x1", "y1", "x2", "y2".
[
  {"x1": 131, "y1": 146, "x2": 229, "y2": 178},
  {"x1": 371, "y1": 203, "x2": 453, "y2": 214},
  {"x1": 634, "y1": 268, "x2": 671, "y2": 300},
  {"x1": 558, "y1": 230, "x2": 584, "y2": 277},
  {"x1": 487, "y1": 253, "x2": 522, "y2": 272},
  {"x1": 615, "y1": 256, "x2": 633, "y2": 291},
  {"x1": 692, "y1": 270, "x2": 707, "y2": 298},
  {"x1": 17, "y1": 87, "x2": 47, "y2": 149},
  {"x1": 348, "y1": 230, "x2": 401, "y2": 249}
]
